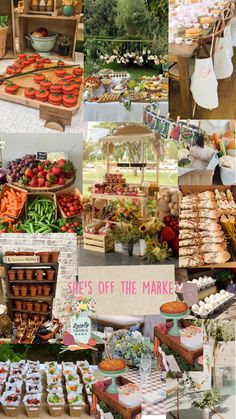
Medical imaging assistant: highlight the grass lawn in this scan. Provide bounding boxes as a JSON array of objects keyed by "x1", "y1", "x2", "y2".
[
  {"x1": 85, "y1": 61, "x2": 159, "y2": 81},
  {"x1": 83, "y1": 169, "x2": 177, "y2": 195}
]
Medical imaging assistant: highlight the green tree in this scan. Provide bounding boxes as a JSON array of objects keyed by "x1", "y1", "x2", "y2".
[
  {"x1": 85, "y1": 0, "x2": 118, "y2": 37},
  {"x1": 116, "y1": 0, "x2": 151, "y2": 37}
]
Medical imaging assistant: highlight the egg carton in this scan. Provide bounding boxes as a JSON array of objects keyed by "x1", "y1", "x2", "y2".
[{"x1": 192, "y1": 293, "x2": 235, "y2": 318}]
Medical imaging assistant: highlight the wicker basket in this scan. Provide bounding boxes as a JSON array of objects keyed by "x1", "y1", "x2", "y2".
[{"x1": 0, "y1": 26, "x2": 8, "y2": 58}]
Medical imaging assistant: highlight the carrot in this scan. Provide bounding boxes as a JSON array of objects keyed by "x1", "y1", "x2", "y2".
[
  {"x1": 212, "y1": 132, "x2": 220, "y2": 150},
  {"x1": 0, "y1": 187, "x2": 26, "y2": 219}
]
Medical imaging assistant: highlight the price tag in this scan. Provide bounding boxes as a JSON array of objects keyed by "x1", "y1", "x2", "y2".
[
  {"x1": 37, "y1": 151, "x2": 47, "y2": 160},
  {"x1": 183, "y1": 283, "x2": 198, "y2": 307}
]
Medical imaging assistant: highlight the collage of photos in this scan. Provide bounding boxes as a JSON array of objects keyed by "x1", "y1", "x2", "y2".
[{"x1": 0, "y1": 0, "x2": 235, "y2": 419}]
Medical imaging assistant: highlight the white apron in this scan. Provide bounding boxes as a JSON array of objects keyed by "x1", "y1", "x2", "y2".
[
  {"x1": 230, "y1": 15, "x2": 236, "y2": 46},
  {"x1": 214, "y1": 37, "x2": 233, "y2": 79},
  {"x1": 224, "y1": 25, "x2": 233, "y2": 58},
  {"x1": 191, "y1": 57, "x2": 218, "y2": 109}
]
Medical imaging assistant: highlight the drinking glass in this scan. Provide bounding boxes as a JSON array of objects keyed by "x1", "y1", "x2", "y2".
[{"x1": 139, "y1": 353, "x2": 152, "y2": 388}]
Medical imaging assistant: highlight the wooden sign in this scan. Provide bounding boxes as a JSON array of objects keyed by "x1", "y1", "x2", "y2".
[
  {"x1": 37, "y1": 152, "x2": 48, "y2": 161},
  {"x1": 183, "y1": 282, "x2": 198, "y2": 307},
  {"x1": 70, "y1": 313, "x2": 91, "y2": 344},
  {"x1": 3, "y1": 256, "x2": 40, "y2": 264}
]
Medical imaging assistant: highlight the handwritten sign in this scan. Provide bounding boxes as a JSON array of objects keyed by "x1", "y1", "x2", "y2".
[
  {"x1": 3, "y1": 256, "x2": 40, "y2": 264},
  {"x1": 37, "y1": 151, "x2": 47, "y2": 160},
  {"x1": 183, "y1": 283, "x2": 198, "y2": 307}
]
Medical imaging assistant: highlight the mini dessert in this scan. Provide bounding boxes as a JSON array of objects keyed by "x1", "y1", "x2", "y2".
[
  {"x1": 180, "y1": 325, "x2": 203, "y2": 350},
  {"x1": 98, "y1": 358, "x2": 127, "y2": 372},
  {"x1": 118, "y1": 383, "x2": 141, "y2": 408},
  {"x1": 160, "y1": 301, "x2": 188, "y2": 314}
]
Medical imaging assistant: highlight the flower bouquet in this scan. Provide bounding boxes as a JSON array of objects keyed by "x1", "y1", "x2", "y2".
[
  {"x1": 64, "y1": 296, "x2": 96, "y2": 319},
  {"x1": 106, "y1": 325, "x2": 154, "y2": 367}
]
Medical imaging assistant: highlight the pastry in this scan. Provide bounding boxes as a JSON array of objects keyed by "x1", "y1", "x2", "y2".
[
  {"x1": 98, "y1": 93, "x2": 120, "y2": 103},
  {"x1": 185, "y1": 28, "x2": 202, "y2": 39},
  {"x1": 98, "y1": 358, "x2": 126, "y2": 371},
  {"x1": 160, "y1": 301, "x2": 188, "y2": 314}
]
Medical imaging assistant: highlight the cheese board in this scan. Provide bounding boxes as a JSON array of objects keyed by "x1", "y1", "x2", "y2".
[{"x1": 0, "y1": 57, "x2": 83, "y2": 131}]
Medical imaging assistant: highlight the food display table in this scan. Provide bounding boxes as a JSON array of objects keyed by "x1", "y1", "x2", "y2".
[
  {"x1": 84, "y1": 100, "x2": 168, "y2": 122},
  {"x1": 91, "y1": 193, "x2": 149, "y2": 219},
  {"x1": 93, "y1": 369, "x2": 165, "y2": 418},
  {"x1": 154, "y1": 324, "x2": 203, "y2": 367},
  {"x1": 0, "y1": 57, "x2": 84, "y2": 133}
]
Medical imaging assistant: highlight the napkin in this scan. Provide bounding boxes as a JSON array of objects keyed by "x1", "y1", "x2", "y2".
[{"x1": 143, "y1": 390, "x2": 166, "y2": 404}]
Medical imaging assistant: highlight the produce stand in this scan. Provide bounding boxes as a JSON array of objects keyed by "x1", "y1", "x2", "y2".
[
  {"x1": 18, "y1": 14, "x2": 79, "y2": 61},
  {"x1": 154, "y1": 322, "x2": 203, "y2": 367},
  {"x1": 0, "y1": 0, "x2": 16, "y2": 58}
]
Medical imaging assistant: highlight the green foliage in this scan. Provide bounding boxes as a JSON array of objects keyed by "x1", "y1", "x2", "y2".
[
  {"x1": 0, "y1": 345, "x2": 29, "y2": 362},
  {"x1": 0, "y1": 16, "x2": 8, "y2": 28},
  {"x1": 116, "y1": 0, "x2": 151, "y2": 37},
  {"x1": 192, "y1": 390, "x2": 221, "y2": 409},
  {"x1": 85, "y1": 0, "x2": 118, "y2": 37},
  {"x1": 215, "y1": 270, "x2": 233, "y2": 284},
  {"x1": 204, "y1": 320, "x2": 235, "y2": 343},
  {"x1": 161, "y1": 344, "x2": 198, "y2": 372}
]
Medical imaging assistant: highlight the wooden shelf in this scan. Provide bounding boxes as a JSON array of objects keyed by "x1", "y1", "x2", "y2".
[
  {"x1": 9, "y1": 280, "x2": 55, "y2": 284},
  {"x1": 19, "y1": 13, "x2": 80, "y2": 20},
  {"x1": 12, "y1": 308, "x2": 50, "y2": 315},
  {"x1": 9, "y1": 294, "x2": 53, "y2": 301}
]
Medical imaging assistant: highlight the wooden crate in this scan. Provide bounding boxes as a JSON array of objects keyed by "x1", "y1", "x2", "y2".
[
  {"x1": 0, "y1": 0, "x2": 16, "y2": 58},
  {"x1": 18, "y1": 14, "x2": 79, "y2": 61},
  {"x1": 84, "y1": 233, "x2": 114, "y2": 253},
  {"x1": 56, "y1": 187, "x2": 83, "y2": 219},
  {"x1": 27, "y1": 191, "x2": 57, "y2": 222},
  {"x1": 24, "y1": 0, "x2": 63, "y2": 16},
  {"x1": 0, "y1": 183, "x2": 27, "y2": 222}
]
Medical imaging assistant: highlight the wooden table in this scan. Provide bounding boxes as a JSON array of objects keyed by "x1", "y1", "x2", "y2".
[{"x1": 154, "y1": 324, "x2": 203, "y2": 367}]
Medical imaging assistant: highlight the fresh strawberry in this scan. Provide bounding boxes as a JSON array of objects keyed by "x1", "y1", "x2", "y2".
[
  {"x1": 51, "y1": 166, "x2": 61, "y2": 175},
  {"x1": 57, "y1": 159, "x2": 65, "y2": 167},
  {"x1": 38, "y1": 178, "x2": 45, "y2": 187},
  {"x1": 38, "y1": 164, "x2": 44, "y2": 171},
  {"x1": 44, "y1": 160, "x2": 50, "y2": 166},
  {"x1": 29, "y1": 178, "x2": 38, "y2": 187},
  {"x1": 45, "y1": 181, "x2": 50, "y2": 188},
  {"x1": 58, "y1": 176, "x2": 65, "y2": 185},
  {"x1": 32, "y1": 167, "x2": 38, "y2": 174},
  {"x1": 46, "y1": 173, "x2": 55, "y2": 183},
  {"x1": 25, "y1": 168, "x2": 33, "y2": 178}
]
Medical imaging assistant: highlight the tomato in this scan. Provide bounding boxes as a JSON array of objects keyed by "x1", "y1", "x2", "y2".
[
  {"x1": 58, "y1": 60, "x2": 65, "y2": 67},
  {"x1": 17, "y1": 53, "x2": 27, "y2": 59},
  {"x1": 66, "y1": 212, "x2": 72, "y2": 217},
  {"x1": 5, "y1": 83, "x2": 19, "y2": 95},
  {"x1": 68, "y1": 228, "x2": 75, "y2": 233},
  {"x1": 63, "y1": 74, "x2": 74, "y2": 83},
  {"x1": 55, "y1": 69, "x2": 66, "y2": 78},
  {"x1": 73, "y1": 221, "x2": 79, "y2": 227},
  {"x1": 6, "y1": 66, "x2": 14, "y2": 75},
  {"x1": 74, "y1": 76, "x2": 82, "y2": 84},
  {"x1": 63, "y1": 94, "x2": 77, "y2": 107},
  {"x1": 12, "y1": 63, "x2": 22, "y2": 72},
  {"x1": 23, "y1": 59, "x2": 30, "y2": 67},
  {"x1": 58, "y1": 78, "x2": 68, "y2": 86},
  {"x1": 32, "y1": 53, "x2": 40, "y2": 59},
  {"x1": 73, "y1": 67, "x2": 83, "y2": 76},
  {"x1": 50, "y1": 83, "x2": 62, "y2": 94},
  {"x1": 61, "y1": 226, "x2": 67, "y2": 232},
  {"x1": 34, "y1": 73, "x2": 46, "y2": 84},
  {"x1": 35, "y1": 89, "x2": 49, "y2": 102},
  {"x1": 62, "y1": 83, "x2": 74, "y2": 94},
  {"x1": 40, "y1": 79, "x2": 52, "y2": 90},
  {"x1": 73, "y1": 83, "x2": 80, "y2": 96},
  {"x1": 65, "y1": 223, "x2": 71, "y2": 228},
  {"x1": 44, "y1": 58, "x2": 52, "y2": 64},
  {"x1": 48, "y1": 93, "x2": 63, "y2": 105},
  {"x1": 36, "y1": 57, "x2": 46, "y2": 64},
  {"x1": 28, "y1": 56, "x2": 36, "y2": 64},
  {"x1": 34, "y1": 62, "x2": 44, "y2": 70},
  {"x1": 24, "y1": 88, "x2": 36, "y2": 99}
]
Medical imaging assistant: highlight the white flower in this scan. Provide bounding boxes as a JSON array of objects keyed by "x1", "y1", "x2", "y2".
[
  {"x1": 142, "y1": 50, "x2": 146, "y2": 54},
  {"x1": 147, "y1": 50, "x2": 151, "y2": 54},
  {"x1": 139, "y1": 56, "x2": 144, "y2": 64}
]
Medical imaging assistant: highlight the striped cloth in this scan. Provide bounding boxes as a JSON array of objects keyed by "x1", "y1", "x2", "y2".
[{"x1": 123, "y1": 369, "x2": 166, "y2": 416}]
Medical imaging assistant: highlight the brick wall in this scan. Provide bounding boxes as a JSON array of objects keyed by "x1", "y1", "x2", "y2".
[{"x1": 0, "y1": 233, "x2": 78, "y2": 318}]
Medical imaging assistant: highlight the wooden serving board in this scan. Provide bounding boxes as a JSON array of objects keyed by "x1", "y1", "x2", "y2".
[
  {"x1": 7, "y1": 175, "x2": 75, "y2": 192},
  {"x1": 0, "y1": 62, "x2": 82, "y2": 113}
]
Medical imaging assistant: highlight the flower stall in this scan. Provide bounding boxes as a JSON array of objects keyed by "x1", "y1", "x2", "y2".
[{"x1": 83, "y1": 125, "x2": 179, "y2": 263}]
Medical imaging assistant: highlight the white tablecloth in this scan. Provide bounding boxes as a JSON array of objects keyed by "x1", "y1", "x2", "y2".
[
  {"x1": 0, "y1": 55, "x2": 85, "y2": 134},
  {"x1": 84, "y1": 100, "x2": 168, "y2": 122}
]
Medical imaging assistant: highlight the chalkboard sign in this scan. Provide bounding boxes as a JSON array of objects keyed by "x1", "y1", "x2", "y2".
[
  {"x1": 183, "y1": 283, "x2": 198, "y2": 307},
  {"x1": 37, "y1": 152, "x2": 47, "y2": 160}
]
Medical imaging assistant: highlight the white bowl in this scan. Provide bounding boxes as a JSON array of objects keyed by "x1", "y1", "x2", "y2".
[
  {"x1": 185, "y1": 38, "x2": 193, "y2": 45},
  {"x1": 203, "y1": 23, "x2": 209, "y2": 29},
  {"x1": 175, "y1": 37, "x2": 183, "y2": 44}
]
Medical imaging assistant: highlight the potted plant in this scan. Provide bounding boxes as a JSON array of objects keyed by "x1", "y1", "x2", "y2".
[
  {"x1": 57, "y1": 35, "x2": 72, "y2": 56},
  {"x1": 192, "y1": 389, "x2": 221, "y2": 419},
  {"x1": 0, "y1": 16, "x2": 8, "y2": 59},
  {"x1": 62, "y1": 0, "x2": 76, "y2": 16},
  {"x1": 215, "y1": 270, "x2": 233, "y2": 290},
  {"x1": 111, "y1": 223, "x2": 140, "y2": 256}
]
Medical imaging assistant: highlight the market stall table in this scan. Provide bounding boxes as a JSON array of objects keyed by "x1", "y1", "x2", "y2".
[
  {"x1": 84, "y1": 99, "x2": 168, "y2": 121},
  {"x1": 0, "y1": 56, "x2": 84, "y2": 134}
]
